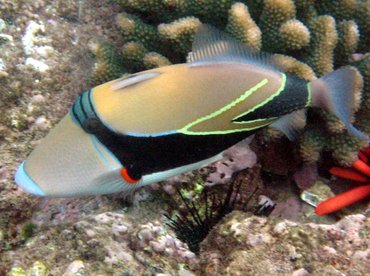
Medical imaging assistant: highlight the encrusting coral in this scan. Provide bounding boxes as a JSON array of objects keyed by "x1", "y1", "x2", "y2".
[{"x1": 90, "y1": 0, "x2": 369, "y2": 166}]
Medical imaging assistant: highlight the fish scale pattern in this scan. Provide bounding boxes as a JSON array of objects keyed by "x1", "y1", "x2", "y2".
[{"x1": 89, "y1": 0, "x2": 369, "y2": 166}]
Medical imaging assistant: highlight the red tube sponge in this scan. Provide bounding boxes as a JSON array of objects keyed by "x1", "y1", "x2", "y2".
[
  {"x1": 329, "y1": 167, "x2": 368, "y2": 182},
  {"x1": 358, "y1": 151, "x2": 368, "y2": 164},
  {"x1": 315, "y1": 185, "x2": 370, "y2": 216},
  {"x1": 352, "y1": 160, "x2": 370, "y2": 177}
]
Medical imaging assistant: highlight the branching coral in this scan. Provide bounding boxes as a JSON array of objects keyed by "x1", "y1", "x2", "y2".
[
  {"x1": 88, "y1": 39, "x2": 126, "y2": 85},
  {"x1": 225, "y1": 3, "x2": 261, "y2": 50},
  {"x1": 315, "y1": 144, "x2": 370, "y2": 215},
  {"x1": 90, "y1": 0, "x2": 369, "y2": 166}
]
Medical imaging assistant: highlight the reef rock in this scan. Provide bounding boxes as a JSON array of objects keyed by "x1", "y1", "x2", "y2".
[{"x1": 199, "y1": 211, "x2": 370, "y2": 275}]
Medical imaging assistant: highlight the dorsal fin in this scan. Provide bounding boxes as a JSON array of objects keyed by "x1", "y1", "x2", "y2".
[
  {"x1": 187, "y1": 24, "x2": 279, "y2": 71},
  {"x1": 111, "y1": 72, "x2": 160, "y2": 91}
]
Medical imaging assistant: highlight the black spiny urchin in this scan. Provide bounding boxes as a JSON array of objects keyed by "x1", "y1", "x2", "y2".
[{"x1": 165, "y1": 179, "x2": 275, "y2": 254}]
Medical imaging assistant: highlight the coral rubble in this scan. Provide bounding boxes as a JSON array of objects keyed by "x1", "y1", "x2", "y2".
[
  {"x1": 3, "y1": 210, "x2": 199, "y2": 275},
  {"x1": 200, "y1": 211, "x2": 370, "y2": 275}
]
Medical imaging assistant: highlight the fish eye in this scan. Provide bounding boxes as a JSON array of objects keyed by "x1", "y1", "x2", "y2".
[{"x1": 82, "y1": 118, "x2": 100, "y2": 134}]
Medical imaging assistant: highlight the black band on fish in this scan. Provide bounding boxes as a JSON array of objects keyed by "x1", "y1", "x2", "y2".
[
  {"x1": 69, "y1": 76, "x2": 312, "y2": 176},
  {"x1": 234, "y1": 74, "x2": 309, "y2": 123},
  {"x1": 70, "y1": 89, "x2": 260, "y2": 176},
  {"x1": 71, "y1": 89, "x2": 100, "y2": 132}
]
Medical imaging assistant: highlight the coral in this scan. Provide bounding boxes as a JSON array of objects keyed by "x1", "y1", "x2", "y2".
[
  {"x1": 353, "y1": 55, "x2": 370, "y2": 134},
  {"x1": 2, "y1": 1, "x2": 369, "y2": 273},
  {"x1": 334, "y1": 20, "x2": 359, "y2": 68},
  {"x1": 225, "y1": 3, "x2": 261, "y2": 50},
  {"x1": 120, "y1": 41, "x2": 171, "y2": 72},
  {"x1": 259, "y1": 0, "x2": 296, "y2": 52},
  {"x1": 115, "y1": 12, "x2": 160, "y2": 51},
  {"x1": 313, "y1": 145, "x2": 370, "y2": 215},
  {"x1": 200, "y1": 211, "x2": 369, "y2": 275},
  {"x1": 316, "y1": 185, "x2": 370, "y2": 216},
  {"x1": 143, "y1": 52, "x2": 171, "y2": 69},
  {"x1": 304, "y1": 15, "x2": 338, "y2": 76},
  {"x1": 88, "y1": 39, "x2": 126, "y2": 85},
  {"x1": 158, "y1": 17, "x2": 202, "y2": 55},
  {"x1": 205, "y1": 137, "x2": 256, "y2": 186},
  {"x1": 121, "y1": 41, "x2": 148, "y2": 71},
  {"x1": 2, "y1": 209, "x2": 200, "y2": 275},
  {"x1": 279, "y1": 19, "x2": 310, "y2": 50},
  {"x1": 7, "y1": 261, "x2": 50, "y2": 276},
  {"x1": 89, "y1": 0, "x2": 370, "y2": 167}
]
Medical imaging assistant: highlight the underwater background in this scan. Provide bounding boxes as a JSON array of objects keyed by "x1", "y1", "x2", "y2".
[{"x1": 0, "y1": 0, "x2": 369, "y2": 275}]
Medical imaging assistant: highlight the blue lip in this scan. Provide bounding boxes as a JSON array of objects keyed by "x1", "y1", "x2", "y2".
[{"x1": 15, "y1": 162, "x2": 45, "y2": 196}]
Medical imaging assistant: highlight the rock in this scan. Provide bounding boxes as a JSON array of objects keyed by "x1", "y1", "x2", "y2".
[
  {"x1": 0, "y1": 18, "x2": 6, "y2": 32},
  {"x1": 293, "y1": 163, "x2": 318, "y2": 191},
  {"x1": 292, "y1": 268, "x2": 309, "y2": 276},
  {"x1": 206, "y1": 138, "x2": 257, "y2": 186},
  {"x1": 31, "y1": 94, "x2": 46, "y2": 104},
  {"x1": 33, "y1": 116, "x2": 51, "y2": 130},
  {"x1": 28, "y1": 261, "x2": 51, "y2": 276},
  {"x1": 200, "y1": 211, "x2": 370, "y2": 275},
  {"x1": 25, "y1": 58, "x2": 49, "y2": 72},
  {"x1": 7, "y1": 266, "x2": 27, "y2": 276},
  {"x1": 62, "y1": 260, "x2": 85, "y2": 276}
]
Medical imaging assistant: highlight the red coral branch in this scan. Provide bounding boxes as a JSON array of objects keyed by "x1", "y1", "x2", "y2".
[
  {"x1": 352, "y1": 159, "x2": 370, "y2": 177},
  {"x1": 315, "y1": 185, "x2": 370, "y2": 216},
  {"x1": 315, "y1": 144, "x2": 370, "y2": 216},
  {"x1": 329, "y1": 167, "x2": 368, "y2": 182},
  {"x1": 358, "y1": 151, "x2": 368, "y2": 163}
]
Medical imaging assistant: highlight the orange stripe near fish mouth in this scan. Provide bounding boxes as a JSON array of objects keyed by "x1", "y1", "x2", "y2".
[{"x1": 120, "y1": 168, "x2": 141, "y2": 184}]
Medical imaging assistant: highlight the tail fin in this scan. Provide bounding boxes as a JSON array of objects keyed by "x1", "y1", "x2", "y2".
[{"x1": 310, "y1": 67, "x2": 369, "y2": 141}]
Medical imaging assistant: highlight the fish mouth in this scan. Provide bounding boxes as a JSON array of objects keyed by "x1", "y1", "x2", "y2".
[
  {"x1": 14, "y1": 113, "x2": 123, "y2": 197},
  {"x1": 15, "y1": 161, "x2": 45, "y2": 196}
]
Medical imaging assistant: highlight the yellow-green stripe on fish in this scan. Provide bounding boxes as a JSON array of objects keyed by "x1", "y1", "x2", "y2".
[{"x1": 15, "y1": 25, "x2": 368, "y2": 197}]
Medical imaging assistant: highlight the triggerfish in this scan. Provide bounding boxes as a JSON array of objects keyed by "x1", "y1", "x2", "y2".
[{"x1": 15, "y1": 25, "x2": 369, "y2": 197}]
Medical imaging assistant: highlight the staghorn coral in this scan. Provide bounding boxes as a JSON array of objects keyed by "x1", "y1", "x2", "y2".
[
  {"x1": 90, "y1": 0, "x2": 369, "y2": 166},
  {"x1": 303, "y1": 15, "x2": 338, "y2": 76},
  {"x1": 120, "y1": 41, "x2": 172, "y2": 72},
  {"x1": 259, "y1": 0, "x2": 297, "y2": 52},
  {"x1": 353, "y1": 55, "x2": 370, "y2": 134},
  {"x1": 88, "y1": 39, "x2": 127, "y2": 85},
  {"x1": 143, "y1": 52, "x2": 171, "y2": 69},
  {"x1": 334, "y1": 20, "x2": 359, "y2": 68},
  {"x1": 158, "y1": 17, "x2": 202, "y2": 55},
  {"x1": 279, "y1": 19, "x2": 310, "y2": 51},
  {"x1": 225, "y1": 3, "x2": 261, "y2": 50}
]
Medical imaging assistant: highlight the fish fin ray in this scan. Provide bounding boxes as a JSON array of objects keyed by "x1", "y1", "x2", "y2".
[
  {"x1": 187, "y1": 24, "x2": 279, "y2": 71},
  {"x1": 91, "y1": 169, "x2": 143, "y2": 196},
  {"x1": 311, "y1": 67, "x2": 369, "y2": 141},
  {"x1": 269, "y1": 110, "x2": 306, "y2": 140}
]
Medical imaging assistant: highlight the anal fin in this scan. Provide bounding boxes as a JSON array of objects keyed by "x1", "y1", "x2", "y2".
[{"x1": 269, "y1": 110, "x2": 306, "y2": 140}]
